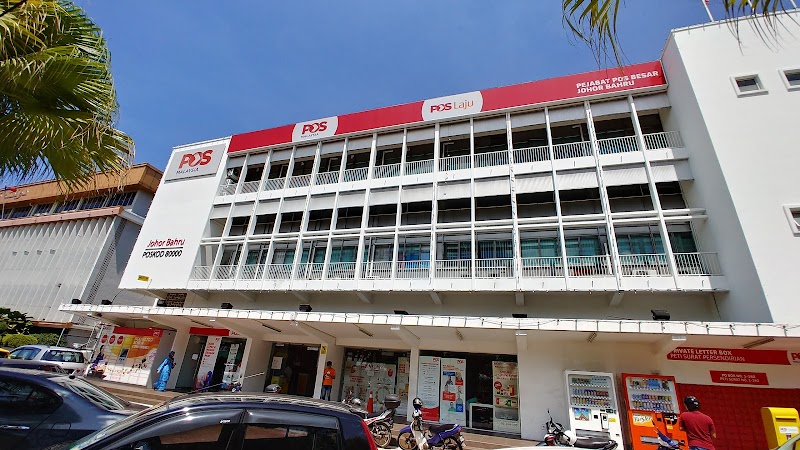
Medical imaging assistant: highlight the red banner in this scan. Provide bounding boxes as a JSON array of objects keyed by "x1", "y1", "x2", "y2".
[
  {"x1": 710, "y1": 371, "x2": 769, "y2": 385},
  {"x1": 667, "y1": 347, "x2": 791, "y2": 365}
]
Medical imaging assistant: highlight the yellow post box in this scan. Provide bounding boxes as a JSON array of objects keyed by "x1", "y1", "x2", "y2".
[{"x1": 762, "y1": 407, "x2": 800, "y2": 449}]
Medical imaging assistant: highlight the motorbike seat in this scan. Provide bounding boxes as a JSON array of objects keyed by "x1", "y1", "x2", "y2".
[
  {"x1": 573, "y1": 436, "x2": 616, "y2": 449},
  {"x1": 429, "y1": 423, "x2": 458, "y2": 435},
  {"x1": 366, "y1": 411, "x2": 384, "y2": 419}
]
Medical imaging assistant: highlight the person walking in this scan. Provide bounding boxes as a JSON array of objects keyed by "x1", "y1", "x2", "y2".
[
  {"x1": 679, "y1": 396, "x2": 716, "y2": 450},
  {"x1": 320, "y1": 361, "x2": 336, "y2": 400},
  {"x1": 153, "y1": 351, "x2": 176, "y2": 392}
]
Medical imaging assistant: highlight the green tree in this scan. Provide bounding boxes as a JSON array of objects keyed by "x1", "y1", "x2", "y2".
[
  {"x1": 0, "y1": 308, "x2": 32, "y2": 334},
  {"x1": 0, "y1": 0, "x2": 133, "y2": 189},
  {"x1": 563, "y1": 0, "x2": 790, "y2": 64}
]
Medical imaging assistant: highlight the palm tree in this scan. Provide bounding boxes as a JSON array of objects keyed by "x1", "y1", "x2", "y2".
[
  {"x1": 0, "y1": 0, "x2": 133, "y2": 189},
  {"x1": 563, "y1": 0, "x2": 791, "y2": 64}
]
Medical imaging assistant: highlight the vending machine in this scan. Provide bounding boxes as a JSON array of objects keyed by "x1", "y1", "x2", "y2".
[
  {"x1": 621, "y1": 373, "x2": 687, "y2": 450},
  {"x1": 564, "y1": 371, "x2": 624, "y2": 448}
]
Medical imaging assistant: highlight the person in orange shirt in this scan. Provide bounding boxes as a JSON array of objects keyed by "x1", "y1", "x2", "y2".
[{"x1": 321, "y1": 361, "x2": 336, "y2": 400}]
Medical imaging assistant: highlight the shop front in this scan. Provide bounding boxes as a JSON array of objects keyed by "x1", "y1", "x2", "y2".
[
  {"x1": 84, "y1": 325, "x2": 176, "y2": 387},
  {"x1": 340, "y1": 348, "x2": 411, "y2": 412},
  {"x1": 173, "y1": 327, "x2": 246, "y2": 392},
  {"x1": 267, "y1": 342, "x2": 320, "y2": 396}
]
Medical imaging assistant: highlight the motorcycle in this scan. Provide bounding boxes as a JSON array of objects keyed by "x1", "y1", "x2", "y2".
[
  {"x1": 361, "y1": 394, "x2": 400, "y2": 448},
  {"x1": 397, "y1": 397, "x2": 465, "y2": 450},
  {"x1": 541, "y1": 412, "x2": 617, "y2": 449},
  {"x1": 653, "y1": 422, "x2": 683, "y2": 450}
]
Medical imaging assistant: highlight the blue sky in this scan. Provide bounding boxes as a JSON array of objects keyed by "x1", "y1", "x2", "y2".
[{"x1": 78, "y1": 1, "x2": 720, "y2": 170}]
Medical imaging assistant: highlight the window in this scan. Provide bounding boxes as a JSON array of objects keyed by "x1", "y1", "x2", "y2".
[
  {"x1": 521, "y1": 239, "x2": 559, "y2": 259},
  {"x1": 732, "y1": 75, "x2": 766, "y2": 96},
  {"x1": 443, "y1": 242, "x2": 471, "y2": 260},
  {"x1": 9, "y1": 347, "x2": 42, "y2": 360},
  {"x1": 32, "y1": 203, "x2": 53, "y2": 215},
  {"x1": 80, "y1": 195, "x2": 108, "y2": 210},
  {"x1": 108, "y1": 191, "x2": 136, "y2": 207},
  {"x1": 55, "y1": 199, "x2": 80, "y2": 212},
  {"x1": 241, "y1": 424, "x2": 339, "y2": 450},
  {"x1": 784, "y1": 205, "x2": 800, "y2": 235},
  {"x1": 0, "y1": 378, "x2": 61, "y2": 414},
  {"x1": 781, "y1": 69, "x2": 800, "y2": 91},
  {"x1": 477, "y1": 240, "x2": 513, "y2": 259},
  {"x1": 9, "y1": 207, "x2": 31, "y2": 219},
  {"x1": 62, "y1": 378, "x2": 127, "y2": 411},
  {"x1": 42, "y1": 349, "x2": 85, "y2": 363}
]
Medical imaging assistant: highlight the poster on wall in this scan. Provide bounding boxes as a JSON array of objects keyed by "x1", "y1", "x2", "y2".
[
  {"x1": 397, "y1": 356, "x2": 410, "y2": 413},
  {"x1": 492, "y1": 361, "x2": 521, "y2": 433},
  {"x1": 341, "y1": 358, "x2": 398, "y2": 411},
  {"x1": 87, "y1": 327, "x2": 164, "y2": 386},
  {"x1": 440, "y1": 358, "x2": 466, "y2": 424},
  {"x1": 418, "y1": 356, "x2": 441, "y2": 421},
  {"x1": 194, "y1": 336, "x2": 222, "y2": 390},
  {"x1": 221, "y1": 343, "x2": 241, "y2": 387}
]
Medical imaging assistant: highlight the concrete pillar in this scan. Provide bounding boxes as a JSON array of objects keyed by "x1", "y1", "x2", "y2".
[
  {"x1": 311, "y1": 343, "x2": 345, "y2": 400},
  {"x1": 239, "y1": 337, "x2": 272, "y2": 392},
  {"x1": 406, "y1": 346, "x2": 420, "y2": 421},
  {"x1": 166, "y1": 327, "x2": 191, "y2": 391}
]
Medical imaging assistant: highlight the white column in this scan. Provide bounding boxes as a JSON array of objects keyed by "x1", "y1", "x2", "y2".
[
  {"x1": 166, "y1": 326, "x2": 191, "y2": 390},
  {"x1": 469, "y1": 119, "x2": 477, "y2": 281},
  {"x1": 544, "y1": 107, "x2": 570, "y2": 283},
  {"x1": 406, "y1": 346, "x2": 421, "y2": 421},
  {"x1": 239, "y1": 337, "x2": 271, "y2": 392},
  {"x1": 392, "y1": 130, "x2": 409, "y2": 280},
  {"x1": 354, "y1": 134, "x2": 379, "y2": 279},
  {"x1": 430, "y1": 124, "x2": 441, "y2": 280},
  {"x1": 506, "y1": 113, "x2": 522, "y2": 285}
]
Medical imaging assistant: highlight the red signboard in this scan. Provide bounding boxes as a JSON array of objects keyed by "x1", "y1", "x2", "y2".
[
  {"x1": 668, "y1": 347, "x2": 791, "y2": 365},
  {"x1": 189, "y1": 326, "x2": 231, "y2": 337},
  {"x1": 228, "y1": 61, "x2": 666, "y2": 153},
  {"x1": 710, "y1": 371, "x2": 769, "y2": 386}
]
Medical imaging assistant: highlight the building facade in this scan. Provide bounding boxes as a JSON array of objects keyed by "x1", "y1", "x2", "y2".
[{"x1": 64, "y1": 13, "x2": 800, "y2": 450}]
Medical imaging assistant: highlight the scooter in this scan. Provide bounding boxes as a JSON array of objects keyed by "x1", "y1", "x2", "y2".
[
  {"x1": 362, "y1": 394, "x2": 400, "y2": 448},
  {"x1": 397, "y1": 397, "x2": 465, "y2": 450},
  {"x1": 541, "y1": 412, "x2": 617, "y2": 449}
]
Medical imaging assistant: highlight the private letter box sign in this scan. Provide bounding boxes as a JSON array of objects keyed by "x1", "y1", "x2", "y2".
[{"x1": 668, "y1": 347, "x2": 798, "y2": 365}]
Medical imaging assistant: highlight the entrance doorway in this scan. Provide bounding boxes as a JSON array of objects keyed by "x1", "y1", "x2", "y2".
[
  {"x1": 267, "y1": 343, "x2": 320, "y2": 397},
  {"x1": 174, "y1": 334, "x2": 247, "y2": 392},
  {"x1": 175, "y1": 335, "x2": 207, "y2": 391}
]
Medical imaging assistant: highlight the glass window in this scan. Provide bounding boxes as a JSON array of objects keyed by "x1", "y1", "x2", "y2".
[
  {"x1": 80, "y1": 196, "x2": 108, "y2": 210},
  {"x1": 9, "y1": 347, "x2": 41, "y2": 360},
  {"x1": 32, "y1": 203, "x2": 53, "y2": 215},
  {"x1": 62, "y1": 378, "x2": 127, "y2": 411},
  {"x1": 108, "y1": 191, "x2": 136, "y2": 207},
  {"x1": 0, "y1": 378, "x2": 60, "y2": 414},
  {"x1": 56, "y1": 199, "x2": 80, "y2": 213},
  {"x1": 9, "y1": 207, "x2": 31, "y2": 218},
  {"x1": 241, "y1": 424, "x2": 338, "y2": 450},
  {"x1": 669, "y1": 232, "x2": 697, "y2": 253},
  {"x1": 733, "y1": 75, "x2": 765, "y2": 95},
  {"x1": 42, "y1": 349, "x2": 85, "y2": 363},
  {"x1": 784, "y1": 70, "x2": 800, "y2": 87}
]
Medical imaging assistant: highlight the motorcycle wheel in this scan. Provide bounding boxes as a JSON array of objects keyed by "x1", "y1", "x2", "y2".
[
  {"x1": 397, "y1": 431, "x2": 416, "y2": 450},
  {"x1": 443, "y1": 436, "x2": 463, "y2": 450},
  {"x1": 372, "y1": 423, "x2": 392, "y2": 448}
]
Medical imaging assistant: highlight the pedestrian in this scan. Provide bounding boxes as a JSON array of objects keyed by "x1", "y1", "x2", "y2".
[
  {"x1": 320, "y1": 361, "x2": 336, "y2": 400},
  {"x1": 153, "y1": 351, "x2": 176, "y2": 391},
  {"x1": 679, "y1": 396, "x2": 716, "y2": 450}
]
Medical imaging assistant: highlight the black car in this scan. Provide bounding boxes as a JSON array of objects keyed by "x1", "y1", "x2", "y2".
[
  {"x1": 0, "y1": 368, "x2": 143, "y2": 450},
  {"x1": 0, "y1": 358, "x2": 68, "y2": 373},
  {"x1": 65, "y1": 393, "x2": 378, "y2": 450}
]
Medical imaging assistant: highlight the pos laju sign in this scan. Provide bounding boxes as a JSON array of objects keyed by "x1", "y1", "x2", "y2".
[{"x1": 164, "y1": 142, "x2": 226, "y2": 181}]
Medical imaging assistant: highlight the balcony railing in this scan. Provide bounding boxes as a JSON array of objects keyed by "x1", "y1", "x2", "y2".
[
  {"x1": 566, "y1": 255, "x2": 613, "y2": 277},
  {"x1": 217, "y1": 183, "x2": 237, "y2": 196},
  {"x1": 287, "y1": 174, "x2": 311, "y2": 189},
  {"x1": 552, "y1": 141, "x2": 593, "y2": 159},
  {"x1": 514, "y1": 145, "x2": 549, "y2": 164},
  {"x1": 316, "y1": 171, "x2": 340, "y2": 185},
  {"x1": 213, "y1": 265, "x2": 237, "y2": 280},
  {"x1": 644, "y1": 131, "x2": 684, "y2": 150},
  {"x1": 675, "y1": 252, "x2": 722, "y2": 276},
  {"x1": 190, "y1": 265, "x2": 212, "y2": 280},
  {"x1": 265, "y1": 263, "x2": 293, "y2": 279},
  {"x1": 474, "y1": 150, "x2": 510, "y2": 168},
  {"x1": 296, "y1": 262, "x2": 324, "y2": 280},
  {"x1": 396, "y1": 261, "x2": 430, "y2": 279},
  {"x1": 362, "y1": 261, "x2": 392, "y2": 279},
  {"x1": 263, "y1": 177, "x2": 285, "y2": 191},
  {"x1": 405, "y1": 159, "x2": 434, "y2": 175},
  {"x1": 328, "y1": 262, "x2": 356, "y2": 279},
  {"x1": 239, "y1": 264, "x2": 265, "y2": 280},
  {"x1": 343, "y1": 167, "x2": 368, "y2": 182},
  {"x1": 521, "y1": 257, "x2": 563, "y2": 278},
  {"x1": 374, "y1": 163, "x2": 401, "y2": 179},
  {"x1": 239, "y1": 180, "x2": 260, "y2": 194},
  {"x1": 597, "y1": 135, "x2": 639, "y2": 155},
  {"x1": 440, "y1": 155, "x2": 471, "y2": 171},
  {"x1": 475, "y1": 258, "x2": 514, "y2": 278},
  {"x1": 619, "y1": 254, "x2": 671, "y2": 277},
  {"x1": 435, "y1": 259, "x2": 472, "y2": 278}
]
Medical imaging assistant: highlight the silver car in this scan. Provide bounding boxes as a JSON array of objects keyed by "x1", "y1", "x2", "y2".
[{"x1": 9, "y1": 345, "x2": 88, "y2": 374}]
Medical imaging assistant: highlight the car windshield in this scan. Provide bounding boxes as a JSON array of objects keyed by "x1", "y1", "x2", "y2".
[
  {"x1": 58, "y1": 377, "x2": 129, "y2": 411},
  {"x1": 9, "y1": 347, "x2": 41, "y2": 360},
  {"x1": 68, "y1": 404, "x2": 167, "y2": 449},
  {"x1": 42, "y1": 349, "x2": 85, "y2": 363}
]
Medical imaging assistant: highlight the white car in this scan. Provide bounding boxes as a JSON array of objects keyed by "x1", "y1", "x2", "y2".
[{"x1": 9, "y1": 344, "x2": 89, "y2": 374}]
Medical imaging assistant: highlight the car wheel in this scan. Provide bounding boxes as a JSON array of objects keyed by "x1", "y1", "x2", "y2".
[
  {"x1": 397, "y1": 431, "x2": 416, "y2": 450},
  {"x1": 372, "y1": 423, "x2": 392, "y2": 448}
]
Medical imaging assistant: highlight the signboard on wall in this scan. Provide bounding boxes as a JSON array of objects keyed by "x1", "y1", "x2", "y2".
[
  {"x1": 164, "y1": 142, "x2": 226, "y2": 181},
  {"x1": 195, "y1": 335, "x2": 222, "y2": 390},
  {"x1": 492, "y1": 361, "x2": 521, "y2": 433},
  {"x1": 668, "y1": 347, "x2": 796, "y2": 365},
  {"x1": 163, "y1": 293, "x2": 187, "y2": 307},
  {"x1": 89, "y1": 326, "x2": 164, "y2": 386},
  {"x1": 710, "y1": 371, "x2": 769, "y2": 386},
  {"x1": 397, "y1": 356, "x2": 410, "y2": 413},
  {"x1": 418, "y1": 356, "x2": 441, "y2": 421},
  {"x1": 440, "y1": 358, "x2": 466, "y2": 424}
]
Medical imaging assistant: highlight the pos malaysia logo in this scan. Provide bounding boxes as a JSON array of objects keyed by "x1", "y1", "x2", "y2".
[
  {"x1": 165, "y1": 142, "x2": 226, "y2": 181},
  {"x1": 422, "y1": 91, "x2": 483, "y2": 121},
  {"x1": 292, "y1": 116, "x2": 338, "y2": 142}
]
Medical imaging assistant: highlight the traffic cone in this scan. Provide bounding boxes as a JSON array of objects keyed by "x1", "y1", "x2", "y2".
[{"x1": 367, "y1": 390, "x2": 374, "y2": 413}]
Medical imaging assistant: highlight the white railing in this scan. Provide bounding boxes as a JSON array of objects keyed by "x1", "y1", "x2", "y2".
[
  {"x1": 566, "y1": 255, "x2": 613, "y2": 277},
  {"x1": 619, "y1": 254, "x2": 671, "y2": 276},
  {"x1": 239, "y1": 180, "x2": 260, "y2": 194},
  {"x1": 396, "y1": 261, "x2": 430, "y2": 279},
  {"x1": 404, "y1": 159, "x2": 434, "y2": 175},
  {"x1": 435, "y1": 259, "x2": 472, "y2": 278},
  {"x1": 316, "y1": 171, "x2": 340, "y2": 185},
  {"x1": 521, "y1": 257, "x2": 563, "y2": 277},
  {"x1": 514, "y1": 145, "x2": 549, "y2": 164},
  {"x1": 644, "y1": 131, "x2": 684, "y2": 150},
  {"x1": 440, "y1": 155, "x2": 471, "y2": 171},
  {"x1": 474, "y1": 150, "x2": 510, "y2": 168},
  {"x1": 597, "y1": 135, "x2": 639, "y2": 155},
  {"x1": 213, "y1": 265, "x2": 237, "y2": 280},
  {"x1": 374, "y1": 163, "x2": 401, "y2": 179},
  {"x1": 239, "y1": 264, "x2": 265, "y2": 280},
  {"x1": 362, "y1": 261, "x2": 393, "y2": 279},
  {"x1": 217, "y1": 183, "x2": 237, "y2": 196},
  {"x1": 190, "y1": 265, "x2": 212, "y2": 280},
  {"x1": 328, "y1": 262, "x2": 357, "y2": 279},
  {"x1": 287, "y1": 174, "x2": 311, "y2": 189},
  {"x1": 475, "y1": 258, "x2": 514, "y2": 278},
  {"x1": 674, "y1": 252, "x2": 722, "y2": 276},
  {"x1": 263, "y1": 177, "x2": 285, "y2": 191},
  {"x1": 265, "y1": 263, "x2": 293, "y2": 279},
  {"x1": 296, "y1": 262, "x2": 324, "y2": 280},
  {"x1": 343, "y1": 167, "x2": 368, "y2": 182},
  {"x1": 553, "y1": 141, "x2": 592, "y2": 159}
]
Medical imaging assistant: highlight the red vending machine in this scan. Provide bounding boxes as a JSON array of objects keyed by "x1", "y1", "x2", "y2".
[{"x1": 621, "y1": 373, "x2": 688, "y2": 449}]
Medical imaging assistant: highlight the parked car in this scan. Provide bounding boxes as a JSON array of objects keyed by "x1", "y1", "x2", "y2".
[
  {"x1": 9, "y1": 345, "x2": 88, "y2": 374},
  {"x1": 0, "y1": 368, "x2": 142, "y2": 450},
  {"x1": 64, "y1": 393, "x2": 377, "y2": 450},
  {"x1": 0, "y1": 358, "x2": 67, "y2": 373}
]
